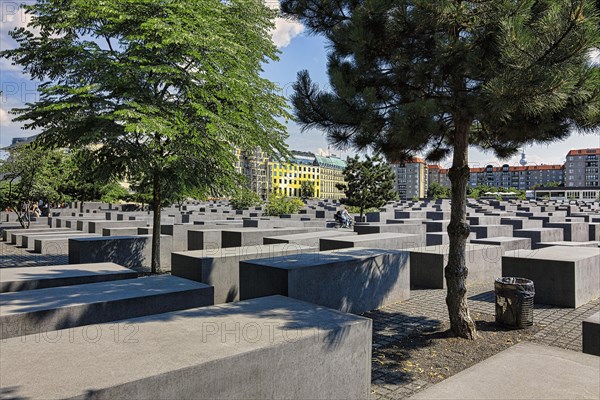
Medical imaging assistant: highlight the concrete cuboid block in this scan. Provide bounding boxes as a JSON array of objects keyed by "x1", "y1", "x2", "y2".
[
  {"x1": 513, "y1": 228, "x2": 564, "y2": 249},
  {"x1": 239, "y1": 247, "x2": 410, "y2": 314},
  {"x1": 583, "y1": 311, "x2": 600, "y2": 356},
  {"x1": 0, "y1": 296, "x2": 372, "y2": 399},
  {"x1": 409, "y1": 244, "x2": 504, "y2": 289},
  {"x1": 171, "y1": 244, "x2": 313, "y2": 304},
  {"x1": 320, "y1": 232, "x2": 424, "y2": 251},
  {"x1": 502, "y1": 246, "x2": 600, "y2": 307},
  {"x1": 0, "y1": 275, "x2": 213, "y2": 339},
  {"x1": 544, "y1": 222, "x2": 589, "y2": 242},
  {"x1": 69, "y1": 235, "x2": 173, "y2": 272}
]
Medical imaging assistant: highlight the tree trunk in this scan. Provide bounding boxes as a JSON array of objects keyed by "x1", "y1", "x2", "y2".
[
  {"x1": 151, "y1": 174, "x2": 162, "y2": 274},
  {"x1": 445, "y1": 120, "x2": 477, "y2": 339}
]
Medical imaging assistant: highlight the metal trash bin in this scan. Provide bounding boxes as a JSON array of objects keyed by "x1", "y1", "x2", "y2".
[{"x1": 495, "y1": 277, "x2": 535, "y2": 328}]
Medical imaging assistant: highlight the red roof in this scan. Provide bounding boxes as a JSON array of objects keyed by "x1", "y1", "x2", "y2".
[
  {"x1": 433, "y1": 165, "x2": 563, "y2": 173},
  {"x1": 566, "y1": 148, "x2": 600, "y2": 157}
]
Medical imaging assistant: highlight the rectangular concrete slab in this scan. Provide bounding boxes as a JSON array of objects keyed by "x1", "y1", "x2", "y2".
[
  {"x1": 353, "y1": 223, "x2": 425, "y2": 236},
  {"x1": 263, "y1": 230, "x2": 357, "y2": 248},
  {"x1": 502, "y1": 246, "x2": 600, "y2": 307},
  {"x1": 470, "y1": 237, "x2": 531, "y2": 251},
  {"x1": 239, "y1": 247, "x2": 410, "y2": 314},
  {"x1": 0, "y1": 275, "x2": 213, "y2": 339},
  {"x1": 68, "y1": 235, "x2": 173, "y2": 272},
  {"x1": 221, "y1": 227, "x2": 325, "y2": 248},
  {"x1": 409, "y1": 343, "x2": 599, "y2": 400},
  {"x1": 410, "y1": 244, "x2": 504, "y2": 289},
  {"x1": 320, "y1": 232, "x2": 424, "y2": 251},
  {"x1": 0, "y1": 263, "x2": 137, "y2": 292},
  {"x1": 171, "y1": 244, "x2": 313, "y2": 304},
  {"x1": 583, "y1": 311, "x2": 600, "y2": 356},
  {"x1": 0, "y1": 296, "x2": 371, "y2": 400}
]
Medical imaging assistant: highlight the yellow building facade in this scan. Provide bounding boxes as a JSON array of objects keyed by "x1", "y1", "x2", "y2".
[{"x1": 268, "y1": 151, "x2": 321, "y2": 198}]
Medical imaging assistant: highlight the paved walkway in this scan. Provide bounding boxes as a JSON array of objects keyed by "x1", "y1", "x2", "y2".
[
  {"x1": 367, "y1": 285, "x2": 600, "y2": 399},
  {"x1": 0, "y1": 241, "x2": 598, "y2": 399}
]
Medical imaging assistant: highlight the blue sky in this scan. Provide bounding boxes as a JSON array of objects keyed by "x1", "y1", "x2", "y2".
[{"x1": 1, "y1": 2, "x2": 598, "y2": 166}]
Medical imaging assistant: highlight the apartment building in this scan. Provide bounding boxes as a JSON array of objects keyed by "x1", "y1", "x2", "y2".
[
  {"x1": 391, "y1": 158, "x2": 428, "y2": 199},
  {"x1": 235, "y1": 148, "x2": 270, "y2": 199},
  {"x1": 267, "y1": 151, "x2": 321, "y2": 198},
  {"x1": 565, "y1": 148, "x2": 600, "y2": 187},
  {"x1": 314, "y1": 154, "x2": 347, "y2": 200},
  {"x1": 468, "y1": 164, "x2": 564, "y2": 190},
  {"x1": 427, "y1": 164, "x2": 451, "y2": 188}
]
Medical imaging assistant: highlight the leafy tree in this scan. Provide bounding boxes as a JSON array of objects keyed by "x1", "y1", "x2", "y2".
[
  {"x1": 230, "y1": 189, "x2": 263, "y2": 209},
  {"x1": 336, "y1": 154, "x2": 398, "y2": 219},
  {"x1": 428, "y1": 182, "x2": 451, "y2": 200},
  {"x1": 299, "y1": 180, "x2": 315, "y2": 200},
  {"x1": 0, "y1": 144, "x2": 69, "y2": 228},
  {"x1": 282, "y1": 0, "x2": 600, "y2": 338},
  {"x1": 264, "y1": 195, "x2": 305, "y2": 216},
  {"x1": 3, "y1": 0, "x2": 289, "y2": 273},
  {"x1": 99, "y1": 182, "x2": 130, "y2": 204}
]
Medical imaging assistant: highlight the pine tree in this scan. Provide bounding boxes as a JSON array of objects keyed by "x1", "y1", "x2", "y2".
[
  {"x1": 337, "y1": 154, "x2": 398, "y2": 219},
  {"x1": 282, "y1": 0, "x2": 600, "y2": 338}
]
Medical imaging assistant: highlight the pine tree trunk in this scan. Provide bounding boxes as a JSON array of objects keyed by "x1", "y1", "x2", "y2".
[
  {"x1": 151, "y1": 173, "x2": 162, "y2": 274},
  {"x1": 446, "y1": 120, "x2": 477, "y2": 339}
]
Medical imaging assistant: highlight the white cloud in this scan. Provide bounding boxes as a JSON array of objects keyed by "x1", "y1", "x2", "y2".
[
  {"x1": 0, "y1": 108, "x2": 12, "y2": 127},
  {"x1": 271, "y1": 18, "x2": 304, "y2": 49}
]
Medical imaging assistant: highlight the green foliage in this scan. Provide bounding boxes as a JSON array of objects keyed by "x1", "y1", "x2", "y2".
[
  {"x1": 411, "y1": 195, "x2": 419, "y2": 202},
  {"x1": 467, "y1": 185, "x2": 525, "y2": 200},
  {"x1": 546, "y1": 181, "x2": 562, "y2": 188},
  {"x1": 283, "y1": 0, "x2": 599, "y2": 160},
  {"x1": 345, "y1": 205, "x2": 379, "y2": 214},
  {"x1": 427, "y1": 183, "x2": 451, "y2": 200},
  {"x1": 299, "y1": 180, "x2": 315, "y2": 200},
  {"x1": 2, "y1": 0, "x2": 291, "y2": 272},
  {"x1": 100, "y1": 183, "x2": 130, "y2": 204},
  {"x1": 230, "y1": 190, "x2": 263, "y2": 209},
  {"x1": 338, "y1": 154, "x2": 398, "y2": 218},
  {"x1": 264, "y1": 195, "x2": 305, "y2": 216},
  {"x1": 0, "y1": 144, "x2": 70, "y2": 227}
]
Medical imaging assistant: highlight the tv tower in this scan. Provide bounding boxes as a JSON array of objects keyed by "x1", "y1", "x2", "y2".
[{"x1": 519, "y1": 148, "x2": 527, "y2": 166}]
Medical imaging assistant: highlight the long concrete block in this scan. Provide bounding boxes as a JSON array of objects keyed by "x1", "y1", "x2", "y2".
[
  {"x1": 513, "y1": 228, "x2": 564, "y2": 249},
  {"x1": 354, "y1": 223, "x2": 425, "y2": 236},
  {"x1": 470, "y1": 224, "x2": 513, "y2": 239},
  {"x1": 87, "y1": 220, "x2": 148, "y2": 234},
  {"x1": 582, "y1": 311, "x2": 600, "y2": 356},
  {"x1": 410, "y1": 244, "x2": 504, "y2": 289},
  {"x1": 426, "y1": 232, "x2": 476, "y2": 246},
  {"x1": 0, "y1": 263, "x2": 137, "y2": 293},
  {"x1": 171, "y1": 244, "x2": 313, "y2": 304},
  {"x1": 0, "y1": 296, "x2": 371, "y2": 400},
  {"x1": 470, "y1": 237, "x2": 531, "y2": 251},
  {"x1": 102, "y1": 227, "x2": 139, "y2": 236},
  {"x1": 502, "y1": 246, "x2": 600, "y2": 307},
  {"x1": 68, "y1": 235, "x2": 173, "y2": 272},
  {"x1": 545, "y1": 222, "x2": 589, "y2": 242},
  {"x1": 240, "y1": 248, "x2": 410, "y2": 314},
  {"x1": 0, "y1": 275, "x2": 213, "y2": 339},
  {"x1": 221, "y1": 227, "x2": 324, "y2": 248},
  {"x1": 320, "y1": 232, "x2": 424, "y2": 251},
  {"x1": 263, "y1": 230, "x2": 357, "y2": 248},
  {"x1": 8, "y1": 228, "x2": 72, "y2": 246},
  {"x1": 500, "y1": 217, "x2": 543, "y2": 230},
  {"x1": 33, "y1": 234, "x2": 101, "y2": 255}
]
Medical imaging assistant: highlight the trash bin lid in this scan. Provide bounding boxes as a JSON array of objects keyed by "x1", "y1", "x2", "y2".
[{"x1": 495, "y1": 277, "x2": 535, "y2": 292}]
